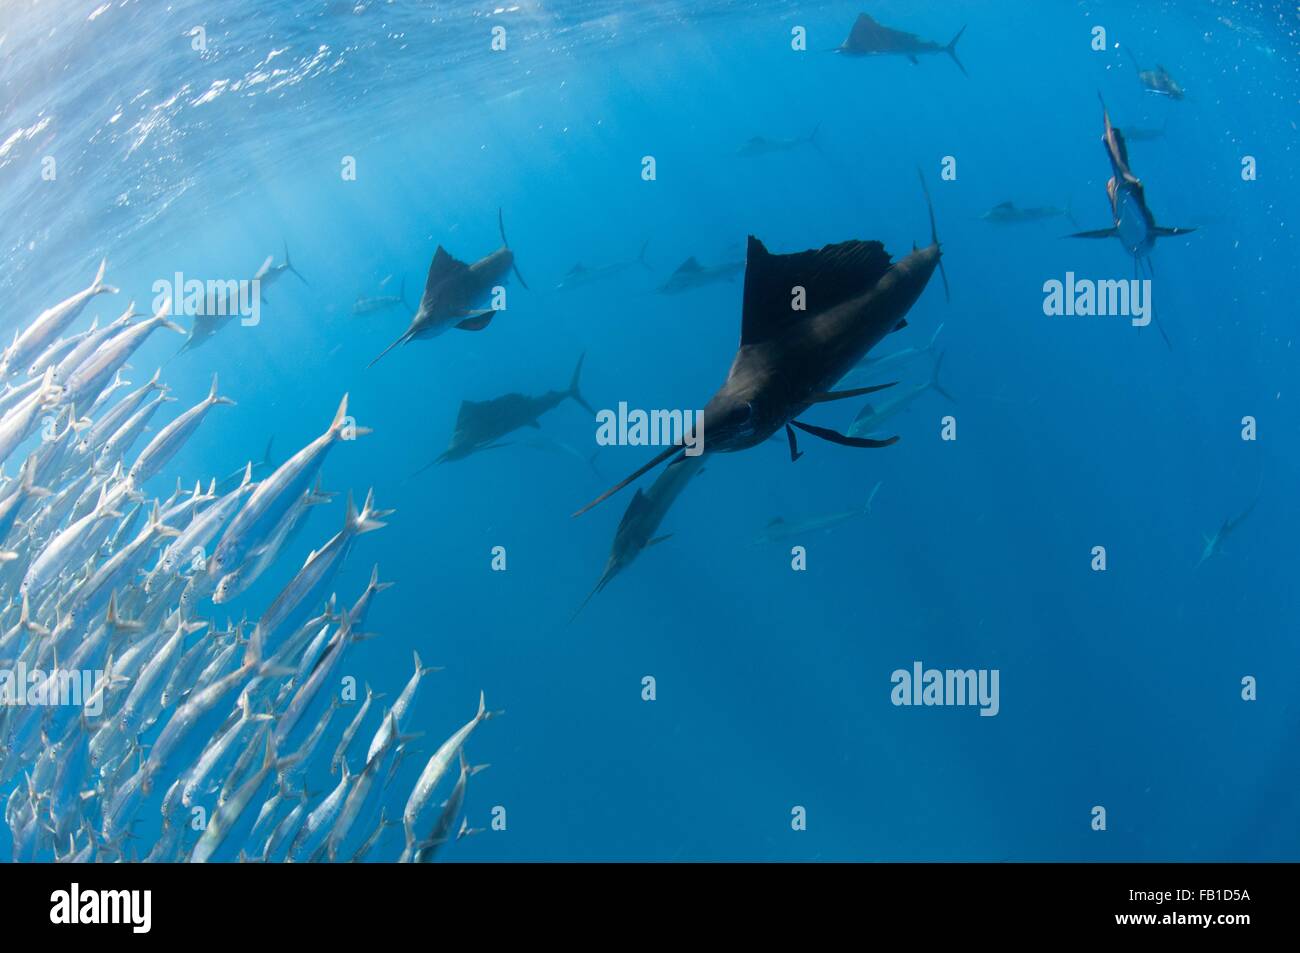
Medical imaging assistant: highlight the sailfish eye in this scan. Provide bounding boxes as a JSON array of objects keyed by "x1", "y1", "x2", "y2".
[{"x1": 725, "y1": 402, "x2": 754, "y2": 429}]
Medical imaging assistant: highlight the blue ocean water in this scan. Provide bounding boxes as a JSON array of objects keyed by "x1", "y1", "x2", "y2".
[{"x1": 0, "y1": 0, "x2": 1297, "y2": 861}]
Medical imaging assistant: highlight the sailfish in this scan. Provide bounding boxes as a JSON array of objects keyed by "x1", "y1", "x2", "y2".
[
  {"x1": 573, "y1": 171, "x2": 948, "y2": 518},
  {"x1": 1069, "y1": 95, "x2": 1196, "y2": 348},
  {"x1": 369, "y1": 210, "x2": 528, "y2": 367}
]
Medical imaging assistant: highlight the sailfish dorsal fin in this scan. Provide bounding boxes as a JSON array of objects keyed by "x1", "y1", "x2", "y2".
[
  {"x1": 424, "y1": 246, "x2": 470, "y2": 299},
  {"x1": 739, "y1": 236, "x2": 892, "y2": 346},
  {"x1": 847, "y1": 13, "x2": 885, "y2": 47},
  {"x1": 452, "y1": 397, "x2": 496, "y2": 435},
  {"x1": 616, "y1": 488, "x2": 649, "y2": 530},
  {"x1": 1111, "y1": 127, "x2": 1132, "y2": 172}
]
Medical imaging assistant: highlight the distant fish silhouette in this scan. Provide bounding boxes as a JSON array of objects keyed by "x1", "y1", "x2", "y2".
[
  {"x1": 369, "y1": 209, "x2": 527, "y2": 366},
  {"x1": 1068, "y1": 95, "x2": 1196, "y2": 347},
  {"x1": 836, "y1": 13, "x2": 967, "y2": 76},
  {"x1": 656, "y1": 255, "x2": 744, "y2": 294},
  {"x1": 1124, "y1": 47, "x2": 1185, "y2": 99},
  {"x1": 411, "y1": 355, "x2": 592, "y2": 472}
]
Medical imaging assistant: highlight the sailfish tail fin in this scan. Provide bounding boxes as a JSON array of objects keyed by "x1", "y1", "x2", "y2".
[
  {"x1": 946, "y1": 26, "x2": 968, "y2": 77},
  {"x1": 567, "y1": 352, "x2": 594, "y2": 415},
  {"x1": 497, "y1": 207, "x2": 510, "y2": 248},
  {"x1": 916, "y1": 167, "x2": 950, "y2": 301},
  {"x1": 1137, "y1": 256, "x2": 1173, "y2": 351},
  {"x1": 806, "y1": 122, "x2": 826, "y2": 157},
  {"x1": 284, "y1": 242, "x2": 308, "y2": 285},
  {"x1": 930, "y1": 350, "x2": 956, "y2": 403},
  {"x1": 498, "y1": 208, "x2": 530, "y2": 290}
]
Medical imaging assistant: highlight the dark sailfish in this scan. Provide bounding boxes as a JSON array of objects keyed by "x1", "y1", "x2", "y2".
[{"x1": 574, "y1": 172, "x2": 948, "y2": 518}]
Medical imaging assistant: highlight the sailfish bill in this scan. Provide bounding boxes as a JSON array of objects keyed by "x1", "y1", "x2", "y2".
[
  {"x1": 808, "y1": 381, "x2": 898, "y2": 403},
  {"x1": 571, "y1": 454, "x2": 706, "y2": 620},
  {"x1": 571, "y1": 445, "x2": 683, "y2": 518}
]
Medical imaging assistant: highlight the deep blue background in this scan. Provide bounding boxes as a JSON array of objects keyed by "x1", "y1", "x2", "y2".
[{"x1": 0, "y1": 0, "x2": 1296, "y2": 860}]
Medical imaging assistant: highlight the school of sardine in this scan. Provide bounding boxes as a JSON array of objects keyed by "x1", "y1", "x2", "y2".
[{"x1": 0, "y1": 261, "x2": 499, "y2": 862}]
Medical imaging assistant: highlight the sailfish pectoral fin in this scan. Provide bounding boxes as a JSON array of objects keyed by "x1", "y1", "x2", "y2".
[
  {"x1": 791, "y1": 419, "x2": 899, "y2": 449},
  {"x1": 1066, "y1": 227, "x2": 1119, "y2": 239},
  {"x1": 454, "y1": 311, "x2": 495, "y2": 331},
  {"x1": 572, "y1": 445, "x2": 684, "y2": 517},
  {"x1": 785, "y1": 424, "x2": 803, "y2": 462},
  {"x1": 807, "y1": 381, "x2": 898, "y2": 403}
]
